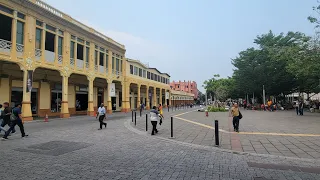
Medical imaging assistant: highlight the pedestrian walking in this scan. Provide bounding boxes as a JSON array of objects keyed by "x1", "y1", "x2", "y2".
[
  {"x1": 0, "y1": 104, "x2": 7, "y2": 133},
  {"x1": 96, "y1": 103, "x2": 107, "y2": 130},
  {"x1": 295, "y1": 101, "x2": 299, "y2": 115},
  {"x1": 299, "y1": 101, "x2": 304, "y2": 116},
  {"x1": 0, "y1": 102, "x2": 15, "y2": 134},
  {"x1": 150, "y1": 106, "x2": 160, "y2": 135},
  {"x1": 2, "y1": 103, "x2": 28, "y2": 140},
  {"x1": 230, "y1": 103, "x2": 242, "y2": 132}
]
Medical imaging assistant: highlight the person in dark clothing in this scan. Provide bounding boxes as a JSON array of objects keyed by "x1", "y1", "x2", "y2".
[
  {"x1": 2, "y1": 103, "x2": 28, "y2": 140},
  {"x1": 0, "y1": 102, "x2": 15, "y2": 134},
  {"x1": 299, "y1": 101, "x2": 304, "y2": 116}
]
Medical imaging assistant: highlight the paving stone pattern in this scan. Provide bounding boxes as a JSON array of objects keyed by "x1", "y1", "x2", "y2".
[
  {"x1": 0, "y1": 110, "x2": 320, "y2": 179},
  {"x1": 134, "y1": 108, "x2": 320, "y2": 159}
]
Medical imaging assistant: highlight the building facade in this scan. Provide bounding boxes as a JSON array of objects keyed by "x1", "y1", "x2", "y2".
[
  {"x1": 170, "y1": 90, "x2": 194, "y2": 106},
  {"x1": 0, "y1": 0, "x2": 170, "y2": 121},
  {"x1": 170, "y1": 80, "x2": 198, "y2": 99}
]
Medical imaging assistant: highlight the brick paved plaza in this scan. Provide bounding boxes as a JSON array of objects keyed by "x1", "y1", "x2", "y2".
[
  {"x1": 1, "y1": 108, "x2": 320, "y2": 180},
  {"x1": 134, "y1": 108, "x2": 320, "y2": 159}
]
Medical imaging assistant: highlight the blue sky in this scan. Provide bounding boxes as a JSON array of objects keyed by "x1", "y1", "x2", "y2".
[{"x1": 45, "y1": 0, "x2": 317, "y2": 92}]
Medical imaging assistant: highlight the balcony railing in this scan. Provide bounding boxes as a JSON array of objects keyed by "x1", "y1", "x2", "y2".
[
  {"x1": 45, "y1": 50, "x2": 55, "y2": 63},
  {"x1": 70, "y1": 58, "x2": 75, "y2": 66},
  {"x1": 35, "y1": 49, "x2": 41, "y2": 61},
  {"x1": 99, "y1": 65, "x2": 104, "y2": 73},
  {"x1": 76, "y1": 59, "x2": 84, "y2": 68},
  {"x1": 112, "y1": 70, "x2": 122, "y2": 76},
  {"x1": 0, "y1": 39, "x2": 12, "y2": 53},
  {"x1": 16, "y1": 43, "x2": 24, "y2": 56},
  {"x1": 58, "y1": 55, "x2": 63, "y2": 64},
  {"x1": 85, "y1": 61, "x2": 89, "y2": 69}
]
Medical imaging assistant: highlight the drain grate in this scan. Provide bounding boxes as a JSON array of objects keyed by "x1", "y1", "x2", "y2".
[{"x1": 15, "y1": 141, "x2": 93, "y2": 156}]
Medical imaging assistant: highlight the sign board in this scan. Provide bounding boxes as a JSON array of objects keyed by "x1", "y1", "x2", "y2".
[
  {"x1": 165, "y1": 92, "x2": 170, "y2": 99},
  {"x1": 26, "y1": 70, "x2": 33, "y2": 93},
  {"x1": 109, "y1": 83, "x2": 116, "y2": 97}
]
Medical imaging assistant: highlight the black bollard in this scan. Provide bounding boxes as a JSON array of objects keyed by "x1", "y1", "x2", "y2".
[
  {"x1": 134, "y1": 112, "x2": 137, "y2": 126},
  {"x1": 215, "y1": 120, "x2": 219, "y2": 146},
  {"x1": 146, "y1": 114, "x2": 148, "y2": 131},
  {"x1": 170, "y1": 117, "x2": 173, "y2": 138},
  {"x1": 168, "y1": 106, "x2": 169, "y2": 112},
  {"x1": 132, "y1": 111, "x2": 134, "y2": 122}
]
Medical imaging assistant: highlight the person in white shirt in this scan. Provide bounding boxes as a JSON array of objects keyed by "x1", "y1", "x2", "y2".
[
  {"x1": 96, "y1": 103, "x2": 107, "y2": 130},
  {"x1": 149, "y1": 106, "x2": 160, "y2": 135}
]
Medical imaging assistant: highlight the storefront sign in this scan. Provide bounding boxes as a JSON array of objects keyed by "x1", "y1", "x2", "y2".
[
  {"x1": 109, "y1": 83, "x2": 116, "y2": 97},
  {"x1": 165, "y1": 92, "x2": 169, "y2": 99},
  {"x1": 26, "y1": 70, "x2": 33, "y2": 93}
]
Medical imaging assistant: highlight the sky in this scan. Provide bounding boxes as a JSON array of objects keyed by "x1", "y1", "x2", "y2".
[{"x1": 44, "y1": 0, "x2": 317, "y2": 92}]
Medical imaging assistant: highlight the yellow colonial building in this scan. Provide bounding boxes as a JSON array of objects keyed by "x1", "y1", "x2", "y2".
[{"x1": 0, "y1": 0, "x2": 171, "y2": 121}]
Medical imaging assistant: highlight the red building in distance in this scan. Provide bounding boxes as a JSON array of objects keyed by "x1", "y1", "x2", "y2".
[{"x1": 170, "y1": 80, "x2": 198, "y2": 100}]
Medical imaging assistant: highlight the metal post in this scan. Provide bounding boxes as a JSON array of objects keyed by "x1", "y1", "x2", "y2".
[
  {"x1": 146, "y1": 114, "x2": 148, "y2": 131},
  {"x1": 170, "y1": 117, "x2": 174, "y2": 138},
  {"x1": 134, "y1": 112, "x2": 136, "y2": 126},
  {"x1": 132, "y1": 111, "x2": 133, "y2": 122},
  {"x1": 215, "y1": 120, "x2": 219, "y2": 146},
  {"x1": 168, "y1": 105, "x2": 169, "y2": 112}
]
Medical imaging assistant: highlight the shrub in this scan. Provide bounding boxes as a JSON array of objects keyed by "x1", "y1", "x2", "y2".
[{"x1": 207, "y1": 106, "x2": 228, "y2": 112}]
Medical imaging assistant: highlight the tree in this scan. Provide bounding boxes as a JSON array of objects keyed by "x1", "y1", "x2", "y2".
[{"x1": 203, "y1": 75, "x2": 235, "y2": 101}]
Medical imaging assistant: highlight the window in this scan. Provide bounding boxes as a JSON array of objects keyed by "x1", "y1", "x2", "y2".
[
  {"x1": 0, "y1": 4, "x2": 13, "y2": 14},
  {"x1": 130, "y1": 65, "x2": 133, "y2": 74},
  {"x1": 151, "y1": 73, "x2": 153, "y2": 80},
  {"x1": 147, "y1": 71, "x2": 150, "y2": 79},
  {"x1": 106, "y1": 54, "x2": 109, "y2": 69},
  {"x1": 116, "y1": 58, "x2": 119, "y2": 71},
  {"x1": 70, "y1": 42, "x2": 75, "y2": 58},
  {"x1": 120, "y1": 60, "x2": 122, "y2": 72},
  {"x1": 36, "y1": 20, "x2": 43, "y2": 26},
  {"x1": 46, "y1": 24, "x2": 55, "y2": 32},
  {"x1": 139, "y1": 68, "x2": 142, "y2": 77},
  {"x1": 16, "y1": 21, "x2": 24, "y2": 44},
  {"x1": 158, "y1": 76, "x2": 160, "y2": 82},
  {"x1": 154, "y1": 74, "x2": 157, "y2": 81},
  {"x1": 186, "y1": 86, "x2": 188, "y2": 88},
  {"x1": 17, "y1": 12, "x2": 25, "y2": 19},
  {"x1": 95, "y1": 50, "x2": 98, "y2": 65},
  {"x1": 99, "y1": 52, "x2": 104, "y2": 66},
  {"x1": 58, "y1": 37, "x2": 63, "y2": 55},
  {"x1": 86, "y1": 47, "x2": 89, "y2": 64},
  {"x1": 35, "y1": 28, "x2": 42, "y2": 49},
  {"x1": 143, "y1": 70, "x2": 146, "y2": 78},
  {"x1": 134, "y1": 66, "x2": 138, "y2": 75},
  {"x1": 112, "y1": 57, "x2": 115, "y2": 70}
]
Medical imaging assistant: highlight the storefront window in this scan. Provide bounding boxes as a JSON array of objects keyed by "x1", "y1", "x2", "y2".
[{"x1": 11, "y1": 87, "x2": 38, "y2": 115}]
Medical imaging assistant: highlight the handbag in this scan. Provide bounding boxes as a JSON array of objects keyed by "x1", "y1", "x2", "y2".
[
  {"x1": 238, "y1": 111, "x2": 243, "y2": 119},
  {"x1": 10, "y1": 109, "x2": 17, "y2": 121}
]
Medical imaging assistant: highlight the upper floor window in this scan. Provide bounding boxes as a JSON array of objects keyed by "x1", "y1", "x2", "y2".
[
  {"x1": 16, "y1": 21, "x2": 24, "y2": 45},
  {"x1": 143, "y1": 70, "x2": 146, "y2": 78},
  {"x1": 35, "y1": 28, "x2": 42, "y2": 49},
  {"x1": 130, "y1": 65, "x2": 133, "y2": 74},
  {"x1": 147, "y1": 71, "x2": 150, "y2": 79},
  {"x1": 139, "y1": 68, "x2": 142, "y2": 77},
  {"x1": 134, "y1": 66, "x2": 138, "y2": 75}
]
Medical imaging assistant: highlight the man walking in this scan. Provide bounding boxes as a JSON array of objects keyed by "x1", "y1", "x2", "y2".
[
  {"x1": 230, "y1": 103, "x2": 240, "y2": 132},
  {"x1": 150, "y1": 106, "x2": 160, "y2": 135},
  {"x1": 0, "y1": 102, "x2": 15, "y2": 134},
  {"x1": 2, "y1": 103, "x2": 28, "y2": 140},
  {"x1": 96, "y1": 103, "x2": 107, "y2": 130}
]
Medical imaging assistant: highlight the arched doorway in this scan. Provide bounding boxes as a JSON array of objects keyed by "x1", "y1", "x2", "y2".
[{"x1": 69, "y1": 73, "x2": 88, "y2": 115}]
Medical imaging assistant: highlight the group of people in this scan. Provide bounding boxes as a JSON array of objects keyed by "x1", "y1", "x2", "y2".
[{"x1": 0, "y1": 102, "x2": 28, "y2": 140}]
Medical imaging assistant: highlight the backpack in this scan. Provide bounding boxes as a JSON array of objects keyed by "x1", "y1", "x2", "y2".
[{"x1": 10, "y1": 109, "x2": 17, "y2": 121}]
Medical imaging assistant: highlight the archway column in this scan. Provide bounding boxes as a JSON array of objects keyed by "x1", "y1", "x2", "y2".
[
  {"x1": 146, "y1": 86, "x2": 150, "y2": 110},
  {"x1": 21, "y1": 70, "x2": 33, "y2": 121},
  {"x1": 122, "y1": 82, "x2": 130, "y2": 112},
  {"x1": 153, "y1": 87, "x2": 157, "y2": 107},
  {"x1": 137, "y1": 84, "x2": 141, "y2": 109},
  {"x1": 159, "y1": 88, "x2": 162, "y2": 106},
  {"x1": 60, "y1": 75, "x2": 70, "y2": 118},
  {"x1": 87, "y1": 78, "x2": 94, "y2": 116},
  {"x1": 107, "y1": 82, "x2": 112, "y2": 114}
]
